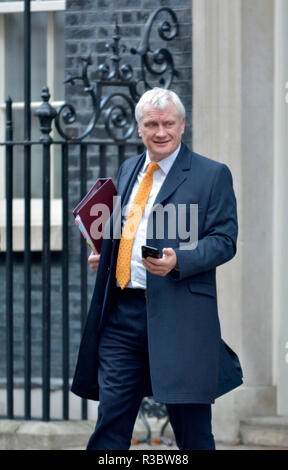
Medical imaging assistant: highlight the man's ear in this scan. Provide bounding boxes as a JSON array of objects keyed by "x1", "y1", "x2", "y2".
[
  {"x1": 138, "y1": 126, "x2": 142, "y2": 137},
  {"x1": 181, "y1": 118, "x2": 186, "y2": 135}
]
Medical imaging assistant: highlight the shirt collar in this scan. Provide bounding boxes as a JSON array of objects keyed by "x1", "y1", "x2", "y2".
[{"x1": 143, "y1": 143, "x2": 182, "y2": 175}]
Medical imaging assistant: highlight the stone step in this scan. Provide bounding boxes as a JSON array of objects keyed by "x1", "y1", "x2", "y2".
[
  {"x1": 239, "y1": 416, "x2": 288, "y2": 448},
  {"x1": 0, "y1": 418, "x2": 174, "y2": 450}
]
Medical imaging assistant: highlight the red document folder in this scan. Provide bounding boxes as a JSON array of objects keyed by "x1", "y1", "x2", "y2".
[{"x1": 73, "y1": 177, "x2": 117, "y2": 253}]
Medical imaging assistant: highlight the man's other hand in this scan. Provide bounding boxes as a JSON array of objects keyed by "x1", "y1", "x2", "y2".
[
  {"x1": 142, "y1": 247, "x2": 177, "y2": 277},
  {"x1": 88, "y1": 251, "x2": 100, "y2": 274}
]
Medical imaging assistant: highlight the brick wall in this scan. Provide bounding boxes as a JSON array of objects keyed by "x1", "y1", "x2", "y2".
[{"x1": 65, "y1": 0, "x2": 192, "y2": 145}]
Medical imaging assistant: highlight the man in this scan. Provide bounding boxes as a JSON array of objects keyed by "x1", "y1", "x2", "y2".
[{"x1": 71, "y1": 88, "x2": 243, "y2": 450}]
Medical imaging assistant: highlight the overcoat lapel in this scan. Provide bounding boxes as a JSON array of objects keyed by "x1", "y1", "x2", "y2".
[
  {"x1": 153, "y1": 143, "x2": 191, "y2": 207},
  {"x1": 105, "y1": 152, "x2": 146, "y2": 259},
  {"x1": 118, "y1": 153, "x2": 146, "y2": 207}
]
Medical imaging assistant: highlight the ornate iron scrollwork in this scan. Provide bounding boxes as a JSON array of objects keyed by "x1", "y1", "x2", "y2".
[
  {"x1": 55, "y1": 7, "x2": 179, "y2": 142},
  {"x1": 131, "y1": 7, "x2": 179, "y2": 91}
]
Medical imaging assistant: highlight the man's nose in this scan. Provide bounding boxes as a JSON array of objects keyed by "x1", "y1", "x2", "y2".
[{"x1": 155, "y1": 125, "x2": 166, "y2": 137}]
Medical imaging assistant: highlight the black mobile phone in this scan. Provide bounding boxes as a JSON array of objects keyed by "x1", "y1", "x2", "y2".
[{"x1": 141, "y1": 245, "x2": 160, "y2": 259}]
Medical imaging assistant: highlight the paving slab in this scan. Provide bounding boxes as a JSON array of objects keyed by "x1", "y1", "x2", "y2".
[
  {"x1": 0, "y1": 420, "x2": 94, "y2": 450},
  {"x1": 240, "y1": 416, "x2": 288, "y2": 448}
]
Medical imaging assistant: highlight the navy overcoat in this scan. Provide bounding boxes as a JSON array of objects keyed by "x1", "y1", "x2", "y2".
[{"x1": 71, "y1": 143, "x2": 243, "y2": 404}]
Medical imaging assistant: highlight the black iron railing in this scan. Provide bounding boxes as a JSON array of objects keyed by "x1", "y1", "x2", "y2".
[{"x1": 1, "y1": 118, "x2": 144, "y2": 422}]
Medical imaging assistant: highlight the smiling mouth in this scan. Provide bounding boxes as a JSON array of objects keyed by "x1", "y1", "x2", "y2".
[{"x1": 154, "y1": 140, "x2": 170, "y2": 144}]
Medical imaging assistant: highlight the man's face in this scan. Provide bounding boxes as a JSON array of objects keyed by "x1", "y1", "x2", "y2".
[{"x1": 138, "y1": 102, "x2": 185, "y2": 161}]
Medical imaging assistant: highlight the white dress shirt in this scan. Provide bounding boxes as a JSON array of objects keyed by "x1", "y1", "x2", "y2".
[{"x1": 117, "y1": 144, "x2": 181, "y2": 289}]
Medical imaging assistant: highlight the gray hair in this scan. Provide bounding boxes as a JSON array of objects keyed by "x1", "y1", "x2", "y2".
[{"x1": 135, "y1": 87, "x2": 186, "y2": 123}]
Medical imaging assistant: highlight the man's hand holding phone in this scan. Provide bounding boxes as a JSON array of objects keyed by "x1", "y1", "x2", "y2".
[{"x1": 142, "y1": 245, "x2": 178, "y2": 277}]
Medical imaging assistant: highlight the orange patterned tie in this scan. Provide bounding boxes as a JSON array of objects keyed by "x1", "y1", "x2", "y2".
[{"x1": 116, "y1": 162, "x2": 160, "y2": 289}]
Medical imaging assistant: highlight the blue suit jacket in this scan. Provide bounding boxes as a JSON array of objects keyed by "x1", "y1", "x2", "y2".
[{"x1": 71, "y1": 143, "x2": 243, "y2": 403}]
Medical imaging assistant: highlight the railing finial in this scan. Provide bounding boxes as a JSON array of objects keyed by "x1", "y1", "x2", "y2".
[{"x1": 34, "y1": 87, "x2": 57, "y2": 143}]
